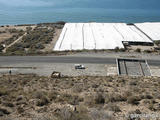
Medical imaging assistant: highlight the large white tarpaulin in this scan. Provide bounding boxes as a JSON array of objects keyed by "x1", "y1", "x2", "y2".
[
  {"x1": 54, "y1": 23, "x2": 153, "y2": 51},
  {"x1": 135, "y1": 22, "x2": 160, "y2": 41}
]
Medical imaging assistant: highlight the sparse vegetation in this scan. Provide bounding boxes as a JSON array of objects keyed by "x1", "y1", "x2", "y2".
[
  {"x1": 1, "y1": 30, "x2": 25, "y2": 46},
  {"x1": 114, "y1": 47, "x2": 126, "y2": 52},
  {"x1": 6, "y1": 26, "x2": 55, "y2": 54},
  {"x1": 144, "y1": 49, "x2": 152, "y2": 53},
  {"x1": 0, "y1": 75, "x2": 159, "y2": 119},
  {"x1": 154, "y1": 40, "x2": 160, "y2": 46},
  {"x1": 0, "y1": 23, "x2": 65, "y2": 55},
  {"x1": 0, "y1": 27, "x2": 26, "y2": 53}
]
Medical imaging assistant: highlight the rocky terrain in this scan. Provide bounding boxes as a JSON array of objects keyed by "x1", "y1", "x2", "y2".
[{"x1": 0, "y1": 74, "x2": 160, "y2": 120}]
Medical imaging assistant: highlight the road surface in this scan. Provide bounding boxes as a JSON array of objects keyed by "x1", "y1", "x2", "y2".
[{"x1": 0, "y1": 56, "x2": 159, "y2": 66}]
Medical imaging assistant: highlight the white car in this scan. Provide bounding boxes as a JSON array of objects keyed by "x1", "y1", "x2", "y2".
[{"x1": 75, "y1": 64, "x2": 85, "y2": 69}]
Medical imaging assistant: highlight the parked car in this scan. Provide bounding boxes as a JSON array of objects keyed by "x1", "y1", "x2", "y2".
[{"x1": 75, "y1": 64, "x2": 85, "y2": 69}]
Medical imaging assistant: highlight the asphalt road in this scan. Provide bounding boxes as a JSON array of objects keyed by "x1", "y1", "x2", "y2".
[
  {"x1": 0, "y1": 56, "x2": 159, "y2": 66},
  {"x1": 0, "y1": 56, "x2": 116, "y2": 64}
]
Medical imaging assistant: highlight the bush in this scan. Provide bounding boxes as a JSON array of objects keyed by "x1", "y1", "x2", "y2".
[
  {"x1": 56, "y1": 21, "x2": 66, "y2": 25},
  {"x1": 0, "y1": 107, "x2": 11, "y2": 115},
  {"x1": 3, "y1": 102, "x2": 14, "y2": 107},
  {"x1": 48, "y1": 91, "x2": 58, "y2": 101},
  {"x1": 33, "y1": 91, "x2": 50, "y2": 106},
  {"x1": 127, "y1": 96, "x2": 141, "y2": 105},
  {"x1": 154, "y1": 40, "x2": 160, "y2": 45},
  {"x1": 35, "y1": 43, "x2": 45, "y2": 49},
  {"x1": 36, "y1": 96, "x2": 50, "y2": 106},
  {"x1": 119, "y1": 48, "x2": 126, "y2": 52},
  {"x1": 17, "y1": 106, "x2": 24, "y2": 113},
  {"x1": 107, "y1": 104, "x2": 121, "y2": 112},
  {"x1": 106, "y1": 94, "x2": 127, "y2": 103},
  {"x1": 7, "y1": 43, "x2": 25, "y2": 52},
  {"x1": 26, "y1": 27, "x2": 32, "y2": 32},
  {"x1": 114, "y1": 47, "x2": 120, "y2": 52},
  {"x1": 0, "y1": 31, "x2": 6, "y2": 34},
  {"x1": 144, "y1": 94, "x2": 153, "y2": 99},
  {"x1": 0, "y1": 45, "x2": 4, "y2": 52},
  {"x1": 8, "y1": 28, "x2": 18, "y2": 33},
  {"x1": 135, "y1": 48, "x2": 141, "y2": 52},
  {"x1": 56, "y1": 93, "x2": 83, "y2": 105},
  {"x1": 94, "y1": 93, "x2": 105, "y2": 104},
  {"x1": 144, "y1": 50, "x2": 152, "y2": 53},
  {"x1": 0, "y1": 88, "x2": 8, "y2": 96}
]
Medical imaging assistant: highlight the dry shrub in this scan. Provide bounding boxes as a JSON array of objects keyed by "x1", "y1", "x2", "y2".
[
  {"x1": 92, "y1": 84, "x2": 99, "y2": 88},
  {"x1": 17, "y1": 106, "x2": 24, "y2": 113},
  {"x1": 127, "y1": 96, "x2": 141, "y2": 105},
  {"x1": 129, "y1": 80, "x2": 138, "y2": 86},
  {"x1": 105, "y1": 103, "x2": 121, "y2": 112},
  {"x1": 106, "y1": 93, "x2": 127, "y2": 103},
  {"x1": 148, "y1": 101, "x2": 160, "y2": 111},
  {"x1": 0, "y1": 107, "x2": 11, "y2": 116},
  {"x1": 0, "y1": 88, "x2": 8, "y2": 96},
  {"x1": 84, "y1": 95, "x2": 94, "y2": 106},
  {"x1": 36, "y1": 97, "x2": 49, "y2": 106},
  {"x1": 76, "y1": 105, "x2": 88, "y2": 114},
  {"x1": 33, "y1": 91, "x2": 47, "y2": 99},
  {"x1": 33, "y1": 91, "x2": 50, "y2": 106},
  {"x1": 94, "y1": 93, "x2": 105, "y2": 104},
  {"x1": 54, "y1": 106, "x2": 91, "y2": 120},
  {"x1": 85, "y1": 93, "x2": 106, "y2": 106},
  {"x1": 2, "y1": 102, "x2": 14, "y2": 107},
  {"x1": 55, "y1": 93, "x2": 83, "y2": 105},
  {"x1": 144, "y1": 94, "x2": 153, "y2": 99},
  {"x1": 72, "y1": 83, "x2": 83, "y2": 93},
  {"x1": 48, "y1": 91, "x2": 59, "y2": 101},
  {"x1": 135, "y1": 48, "x2": 141, "y2": 53},
  {"x1": 90, "y1": 108, "x2": 114, "y2": 120}
]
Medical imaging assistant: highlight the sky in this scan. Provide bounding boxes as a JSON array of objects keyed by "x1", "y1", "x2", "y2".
[{"x1": 0, "y1": 0, "x2": 160, "y2": 9}]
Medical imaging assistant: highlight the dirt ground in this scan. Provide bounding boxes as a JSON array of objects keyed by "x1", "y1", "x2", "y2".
[
  {"x1": 127, "y1": 45, "x2": 157, "y2": 52},
  {"x1": 0, "y1": 74, "x2": 160, "y2": 120}
]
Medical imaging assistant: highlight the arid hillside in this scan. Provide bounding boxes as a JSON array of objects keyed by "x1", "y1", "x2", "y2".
[{"x1": 0, "y1": 74, "x2": 160, "y2": 120}]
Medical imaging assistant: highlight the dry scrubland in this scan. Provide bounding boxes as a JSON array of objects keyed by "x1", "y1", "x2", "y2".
[
  {"x1": 0, "y1": 26, "x2": 25, "y2": 52},
  {"x1": 0, "y1": 23, "x2": 64, "y2": 55},
  {"x1": 0, "y1": 74, "x2": 160, "y2": 120}
]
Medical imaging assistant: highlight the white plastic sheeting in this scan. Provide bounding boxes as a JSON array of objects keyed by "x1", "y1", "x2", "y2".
[
  {"x1": 135, "y1": 22, "x2": 160, "y2": 41},
  {"x1": 54, "y1": 23, "x2": 153, "y2": 51}
]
